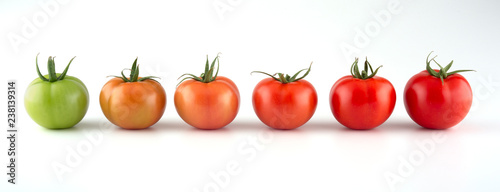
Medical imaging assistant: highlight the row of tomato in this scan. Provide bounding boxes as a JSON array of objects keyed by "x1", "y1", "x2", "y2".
[{"x1": 24, "y1": 52, "x2": 474, "y2": 130}]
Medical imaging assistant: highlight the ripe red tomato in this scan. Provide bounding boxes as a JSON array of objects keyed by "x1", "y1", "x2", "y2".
[
  {"x1": 252, "y1": 64, "x2": 317, "y2": 129},
  {"x1": 100, "y1": 58, "x2": 166, "y2": 129},
  {"x1": 174, "y1": 55, "x2": 240, "y2": 130},
  {"x1": 404, "y1": 53, "x2": 473, "y2": 129},
  {"x1": 329, "y1": 58, "x2": 396, "y2": 130}
]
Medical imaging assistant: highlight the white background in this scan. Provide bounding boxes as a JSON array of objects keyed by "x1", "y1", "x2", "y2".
[{"x1": 2, "y1": 0, "x2": 500, "y2": 191}]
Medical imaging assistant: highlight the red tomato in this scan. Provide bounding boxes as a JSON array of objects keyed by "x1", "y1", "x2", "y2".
[
  {"x1": 174, "y1": 55, "x2": 240, "y2": 130},
  {"x1": 253, "y1": 77, "x2": 317, "y2": 129},
  {"x1": 329, "y1": 58, "x2": 396, "y2": 130},
  {"x1": 100, "y1": 58, "x2": 166, "y2": 129},
  {"x1": 403, "y1": 52, "x2": 475, "y2": 129},
  {"x1": 175, "y1": 76, "x2": 240, "y2": 129}
]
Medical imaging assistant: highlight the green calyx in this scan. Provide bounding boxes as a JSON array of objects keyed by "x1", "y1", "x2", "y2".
[
  {"x1": 111, "y1": 57, "x2": 160, "y2": 82},
  {"x1": 251, "y1": 62, "x2": 312, "y2": 84},
  {"x1": 177, "y1": 54, "x2": 220, "y2": 86},
  {"x1": 36, "y1": 53, "x2": 76, "y2": 82},
  {"x1": 425, "y1": 51, "x2": 475, "y2": 83},
  {"x1": 350, "y1": 57, "x2": 382, "y2": 80}
]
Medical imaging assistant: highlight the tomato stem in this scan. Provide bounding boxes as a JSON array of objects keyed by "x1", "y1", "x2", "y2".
[
  {"x1": 177, "y1": 53, "x2": 221, "y2": 86},
  {"x1": 130, "y1": 58, "x2": 139, "y2": 82},
  {"x1": 47, "y1": 56, "x2": 57, "y2": 82},
  {"x1": 57, "y1": 56, "x2": 75, "y2": 81},
  {"x1": 110, "y1": 57, "x2": 160, "y2": 83},
  {"x1": 36, "y1": 53, "x2": 48, "y2": 81},
  {"x1": 425, "y1": 51, "x2": 475, "y2": 84},
  {"x1": 251, "y1": 62, "x2": 313, "y2": 84},
  {"x1": 350, "y1": 57, "x2": 382, "y2": 80},
  {"x1": 35, "y1": 53, "x2": 76, "y2": 82}
]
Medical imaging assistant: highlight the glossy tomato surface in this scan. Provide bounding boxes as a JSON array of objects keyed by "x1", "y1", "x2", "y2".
[
  {"x1": 252, "y1": 78, "x2": 317, "y2": 129},
  {"x1": 404, "y1": 70, "x2": 472, "y2": 129},
  {"x1": 174, "y1": 76, "x2": 240, "y2": 130},
  {"x1": 330, "y1": 76, "x2": 396, "y2": 130},
  {"x1": 100, "y1": 78, "x2": 166, "y2": 129},
  {"x1": 25, "y1": 74, "x2": 89, "y2": 129}
]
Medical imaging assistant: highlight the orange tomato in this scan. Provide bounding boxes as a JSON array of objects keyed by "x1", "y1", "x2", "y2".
[
  {"x1": 99, "y1": 58, "x2": 166, "y2": 129},
  {"x1": 174, "y1": 54, "x2": 239, "y2": 130},
  {"x1": 100, "y1": 78, "x2": 166, "y2": 129},
  {"x1": 174, "y1": 76, "x2": 239, "y2": 129}
]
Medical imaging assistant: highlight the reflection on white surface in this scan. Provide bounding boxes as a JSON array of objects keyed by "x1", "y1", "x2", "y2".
[{"x1": 6, "y1": 118, "x2": 499, "y2": 192}]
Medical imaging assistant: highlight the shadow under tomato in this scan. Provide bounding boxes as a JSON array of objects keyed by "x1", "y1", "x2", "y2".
[
  {"x1": 186, "y1": 126, "x2": 232, "y2": 133},
  {"x1": 380, "y1": 120, "x2": 458, "y2": 133},
  {"x1": 114, "y1": 126, "x2": 158, "y2": 133},
  {"x1": 298, "y1": 119, "x2": 432, "y2": 133},
  {"x1": 150, "y1": 121, "x2": 192, "y2": 131},
  {"x1": 225, "y1": 121, "x2": 272, "y2": 131},
  {"x1": 38, "y1": 118, "x2": 104, "y2": 133},
  {"x1": 299, "y1": 120, "x2": 344, "y2": 131},
  {"x1": 73, "y1": 120, "x2": 108, "y2": 130},
  {"x1": 225, "y1": 121, "x2": 322, "y2": 135},
  {"x1": 38, "y1": 126, "x2": 80, "y2": 132}
]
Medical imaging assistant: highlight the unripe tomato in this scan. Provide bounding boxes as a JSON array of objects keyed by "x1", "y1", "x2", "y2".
[{"x1": 25, "y1": 54, "x2": 89, "y2": 129}]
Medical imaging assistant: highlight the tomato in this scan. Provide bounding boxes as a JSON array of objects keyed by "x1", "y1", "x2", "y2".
[
  {"x1": 252, "y1": 64, "x2": 317, "y2": 129},
  {"x1": 99, "y1": 58, "x2": 166, "y2": 129},
  {"x1": 404, "y1": 52, "x2": 474, "y2": 129},
  {"x1": 25, "y1": 54, "x2": 89, "y2": 129},
  {"x1": 174, "y1": 55, "x2": 240, "y2": 130},
  {"x1": 329, "y1": 58, "x2": 396, "y2": 130}
]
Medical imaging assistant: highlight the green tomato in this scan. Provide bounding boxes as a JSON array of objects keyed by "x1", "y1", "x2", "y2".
[{"x1": 24, "y1": 54, "x2": 89, "y2": 129}]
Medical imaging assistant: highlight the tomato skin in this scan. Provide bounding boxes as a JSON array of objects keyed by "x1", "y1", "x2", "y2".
[
  {"x1": 174, "y1": 76, "x2": 240, "y2": 130},
  {"x1": 25, "y1": 74, "x2": 89, "y2": 129},
  {"x1": 252, "y1": 78, "x2": 317, "y2": 129},
  {"x1": 329, "y1": 76, "x2": 396, "y2": 130},
  {"x1": 99, "y1": 78, "x2": 166, "y2": 129},
  {"x1": 404, "y1": 70, "x2": 472, "y2": 129}
]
